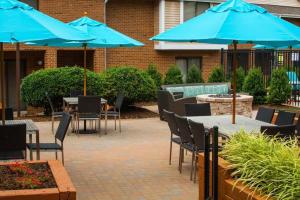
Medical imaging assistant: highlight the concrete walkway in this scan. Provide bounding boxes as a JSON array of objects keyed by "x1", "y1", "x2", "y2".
[{"x1": 35, "y1": 118, "x2": 198, "y2": 200}]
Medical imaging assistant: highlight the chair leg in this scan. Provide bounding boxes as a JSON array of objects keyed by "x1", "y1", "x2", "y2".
[
  {"x1": 119, "y1": 113, "x2": 121, "y2": 133},
  {"x1": 178, "y1": 147, "x2": 182, "y2": 173},
  {"x1": 169, "y1": 138, "x2": 173, "y2": 165},
  {"x1": 190, "y1": 151, "x2": 195, "y2": 181},
  {"x1": 114, "y1": 115, "x2": 117, "y2": 131},
  {"x1": 98, "y1": 118, "x2": 101, "y2": 135},
  {"x1": 30, "y1": 149, "x2": 33, "y2": 161},
  {"x1": 194, "y1": 156, "x2": 198, "y2": 183},
  {"x1": 52, "y1": 116, "x2": 54, "y2": 134},
  {"x1": 61, "y1": 150, "x2": 64, "y2": 165},
  {"x1": 55, "y1": 150, "x2": 58, "y2": 160}
]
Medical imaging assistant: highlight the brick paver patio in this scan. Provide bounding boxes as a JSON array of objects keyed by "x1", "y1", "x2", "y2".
[{"x1": 35, "y1": 117, "x2": 198, "y2": 200}]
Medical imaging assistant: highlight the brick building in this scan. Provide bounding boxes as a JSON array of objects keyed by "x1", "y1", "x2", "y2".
[{"x1": 4, "y1": 0, "x2": 300, "y2": 108}]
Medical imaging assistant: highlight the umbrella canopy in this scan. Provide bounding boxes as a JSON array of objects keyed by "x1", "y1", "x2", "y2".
[
  {"x1": 31, "y1": 16, "x2": 144, "y2": 96},
  {"x1": 253, "y1": 44, "x2": 300, "y2": 49},
  {"x1": 151, "y1": 0, "x2": 300, "y2": 124},
  {"x1": 0, "y1": 0, "x2": 93, "y2": 124},
  {"x1": 151, "y1": 0, "x2": 300, "y2": 47}
]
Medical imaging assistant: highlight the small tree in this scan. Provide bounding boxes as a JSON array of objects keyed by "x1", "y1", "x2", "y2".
[
  {"x1": 208, "y1": 67, "x2": 225, "y2": 83},
  {"x1": 243, "y1": 68, "x2": 266, "y2": 104},
  {"x1": 186, "y1": 65, "x2": 204, "y2": 83},
  {"x1": 267, "y1": 68, "x2": 291, "y2": 104},
  {"x1": 164, "y1": 65, "x2": 183, "y2": 85},
  {"x1": 232, "y1": 67, "x2": 246, "y2": 93},
  {"x1": 146, "y1": 63, "x2": 162, "y2": 89}
]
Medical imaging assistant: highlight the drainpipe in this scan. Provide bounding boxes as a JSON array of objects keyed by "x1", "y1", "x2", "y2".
[{"x1": 104, "y1": 0, "x2": 108, "y2": 71}]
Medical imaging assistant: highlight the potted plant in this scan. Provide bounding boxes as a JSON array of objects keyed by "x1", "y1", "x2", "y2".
[
  {"x1": 198, "y1": 131, "x2": 300, "y2": 200},
  {"x1": 0, "y1": 160, "x2": 76, "y2": 200}
]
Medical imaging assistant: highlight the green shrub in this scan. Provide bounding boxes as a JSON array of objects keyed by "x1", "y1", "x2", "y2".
[
  {"x1": 243, "y1": 68, "x2": 266, "y2": 104},
  {"x1": 231, "y1": 67, "x2": 246, "y2": 93},
  {"x1": 186, "y1": 65, "x2": 204, "y2": 83},
  {"x1": 267, "y1": 68, "x2": 292, "y2": 104},
  {"x1": 221, "y1": 131, "x2": 300, "y2": 200},
  {"x1": 101, "y1": 66, "x2": 156, "y2": 105},
  {"x1": 21, "y1": 66, "x2": 104, "y2": 112},
  {"x1": 208, "y1": 67, "x2": 225, "y2": 83},
  {"x1": 146, "y1": 63, "x2": 162, "y2": 89},
  {"x1": 164, "y1": 65, "x2": 183, "y2": 85}
]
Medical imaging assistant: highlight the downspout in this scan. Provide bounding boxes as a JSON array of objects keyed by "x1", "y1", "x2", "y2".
[{"x1": 104, "y1": 0, "x2": 108, "y2": 71}]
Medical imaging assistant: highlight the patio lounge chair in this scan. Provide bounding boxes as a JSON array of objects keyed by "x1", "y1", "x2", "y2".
[
  {"x1": 0, "y1": 124, "x2": 26, "y2": 160},
  {"x1": 163, "y1": 109, "x2": 181, "y2": 166},
  {"x1": 255, "y1": 107, "x2": 275, "y2": 123},
  {"x1": 27, "y1": 112, "x2": 71, "y2": 164},
  {"x1": 185, "y1": 103, "x2": 211, "y2": 116},
  {"x1": 275, "y1": 110, "x2": 296, "y2": 126},
  {"x1": 46, "y1": 92, "x2": 63, "y2": 133}
]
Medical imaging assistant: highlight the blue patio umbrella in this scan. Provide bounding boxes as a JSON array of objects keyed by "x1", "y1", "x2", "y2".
[
  {"x1": 151, "y1": 0, "x2": 300, "y2": 124},
  {"x1": 0, "y1": 0, "x2": 93, "y2": 122},
  {"x1": 33, "y1": 16, "x2": 144, "y2": 95}
]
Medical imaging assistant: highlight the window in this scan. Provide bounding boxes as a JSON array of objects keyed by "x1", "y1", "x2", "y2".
[
  {"x1": 184, "y1": 1, "x2": 218, "y2": 21},
  {"x1": 20, "y1": 0, "x2": 38, "y2": 9},
  {"x1": 176, "y1": 57, "x2": 202, "y2": 82}
]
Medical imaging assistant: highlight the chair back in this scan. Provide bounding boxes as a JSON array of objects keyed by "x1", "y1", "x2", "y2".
[
  {"x1": 55, "y1": 112, "x2": 72, "y2": 142},
  {"x1": 188, "y1": 120, "x2": 205, "y2": 150},
  {"x1": 261, "y1": 125, "x2": 296, "y2": 138},
  {"x1": 45, "y1": 92, "x2": 55, "y2": 113},
  {"x1": 185, "y1": 103, "x2": 211, "y2": 117},
  {"x1": 0, "y1": 124, "x2": 26, "y2": 152},
  {"x1": 157, "y1": 90, "x2": 174, "y2": 120},
  {"x1": 275, "y1": 111, "x2": 296, "y2": 126},
  {"x1": 78, "y1": 95, "x2": 101, "y2": 114},
  {"x1": 163, "y1": 109, "x2": 179, "y2": 136},
  {"x1": 174, "y1": 115, "x2": 193, "y2": 144},
  {"x1": 70, "y1": 90, "x2": 83, "y2": 97},
  {"x1": 0, "y1": 108, "x2": 14, "y2": 120},
  {"x1": 115, "y1": 92, "x2": 125, "y2": 111},
  {"x1": 255, "y1": 107, "x2": 275, "y2": 123}
]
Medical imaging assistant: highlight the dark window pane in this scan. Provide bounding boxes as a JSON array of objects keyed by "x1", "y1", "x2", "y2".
[
  {"x1": 176, "y1": 57, "x2": 202, "y2": 82},
  {"x1": 20, "y1": 0, "x2": 38, "y2": 9},
  {"x1": 184, "y1": 2, "x2": 196, "y2": 21},
  {"x1": 196, "y1": 2, "x2": 210, "y2": 16}
]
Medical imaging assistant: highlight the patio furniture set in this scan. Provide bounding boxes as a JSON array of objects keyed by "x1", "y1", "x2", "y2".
[{"x1": 164, "y1": 104, "x2": 299, "y2": 183}]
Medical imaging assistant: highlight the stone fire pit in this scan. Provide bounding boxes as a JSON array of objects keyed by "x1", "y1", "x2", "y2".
[{"x1": 196, "y1": 94, "x2": 253, "y2": 117}]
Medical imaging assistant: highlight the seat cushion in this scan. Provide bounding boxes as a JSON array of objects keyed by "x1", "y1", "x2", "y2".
[
  {"x1": 27, "y1": 143, "x2": 62, "y2": 150},
  {"x1": 171, "y1": 137, "x2": 181, "y2": 144},
  {"x1": 0, "y1": 151, "x2": 25, "y2": 160},
  {"x1": 181, "y1": 142, "x2": 195, "y2": 152}
]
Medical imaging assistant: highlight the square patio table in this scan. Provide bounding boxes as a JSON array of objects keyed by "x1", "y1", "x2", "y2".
[
  {"x1": 63, "y1": 97, "x2": 108, "y2": 134},
  {"x1": 0, "y1": 120, "x2": 40, "y2": 160},
  {"x1": 188, "y1": 115, "x2": 274, "y2": 137}
]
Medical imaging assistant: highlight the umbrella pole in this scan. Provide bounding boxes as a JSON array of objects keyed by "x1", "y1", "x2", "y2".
[
  {"x1": 16, "y1": 43, "x2": 21, "y2": 117},
  {"x1": 83, "y1": 44, "x2": 87, "y2": 96},
  {"x1": 0, "y1": 42, "x2": 5, "y2": 124},
  {"x1": 232, "y1": 41, "x2": 238, "y2": 124}
]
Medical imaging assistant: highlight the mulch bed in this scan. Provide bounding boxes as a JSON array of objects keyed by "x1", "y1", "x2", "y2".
[
  {"x1": 0, "y1": 162, "x2": 56, "y2": 190},
  {"x1": 17, "y1": 105, "x2": 158, "y2": 122}
]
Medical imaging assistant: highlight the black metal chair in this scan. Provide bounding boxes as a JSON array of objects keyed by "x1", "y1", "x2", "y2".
[
  {"x1": 261, "y1": 125, "x2": 296, "y2": 139},
  {"x1": 101, "y1": 92, "x2": 124, "y2": 132},
  {"x1": 255, "y1": 107, "x2": 275, "y2": 123},
  {"x1": 46, "y1": 92, "x2": 63, "y2": 133},
  {"x1": 275, "y1": 110, "x2": 296, "y2": 126},
  {"x1": 0, "y1": 124, "x2": 26, "y2": 160},
  {"x1": 0, "y1": 107, "x2": 14, "y2": 120},
  {"x1": 163, "y1": 109, "x2": 181, "y2": 166},
  {"x1": 77, "y1": 95, "x2": 101, "y2": 134},
  {"x1": 174, "y1": 114, "x2": 194, "y2": 176},
  {"x1": 27, "y1": 112, "x2": 71, "y2": 164},
  {"x1": 185, "y1": 103, "x2": 211, "y2": 117}
]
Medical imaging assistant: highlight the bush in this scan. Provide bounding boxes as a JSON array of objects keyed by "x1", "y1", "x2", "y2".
[
  {"x1": 186, "y1": 65, "x2": 204, "y2": 83},
  {"x1": 243, "y1": 68, "x2": 266, "y2": 104},
  {"x1": 146, "y1": 63, "x2": 162, "y2": 89},
  {"x1": 208, "y1": 67, "x2": 225, "y2": 83},
  {"x1": 231, "y1": 67, "x2": 246, "y2": 93},
  {"x1": 267, "y1": 68, "x2": 292, "y2": 104},
  {"x1": 21, "y1": 66, "x2": 104, "y2": 112},
  {"x1": 101, "y1": 66, "x2": 156, "y2": 105},
  {"x1": 221, "y1": 131, "x2": 300, "y2": 200},
  {"x1": 164, "y1": 65, "x2": 183, "y2": 85}
]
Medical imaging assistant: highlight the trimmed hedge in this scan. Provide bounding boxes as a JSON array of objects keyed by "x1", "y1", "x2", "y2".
[
  {"x1": 101, "y1": 66, "x2": 156, "y2": 105},
  {"x1": 208, "y1": 67, "x2": 225, "y2": 83},
  {"x1": 243, "y1": 68, "x2": 266, "y2": 104},
  {"x1": 186, "y1": 65, "x2": 204, "y2": 83},
  {"x1": 21, "y1": 66, "x2": 104, "y2": 112},
  {"x1": 267, "y1": 68, "x2": 292, "y2": 104},
  {"x1": 146, "y1": 63, "x2": 162, "y2": 89},
  {"x1": 164, "y1": 65, "x2": 183, "y2": 85},
  {"x1": 232, "y1": 67, "x2": 246, "y2": 93}
]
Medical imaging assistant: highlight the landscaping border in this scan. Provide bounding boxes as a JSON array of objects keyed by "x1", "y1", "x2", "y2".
[{"x1": 0, "y1": 160, "x2": 76, "y2": 200}]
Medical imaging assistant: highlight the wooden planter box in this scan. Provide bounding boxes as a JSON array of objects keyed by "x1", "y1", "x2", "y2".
[
  {"x1": 198, "y1": 153, "x2": 272, "y2": 200},
  {"x1": 0, "y1": 160, "x2": 76, "y2": 200}
]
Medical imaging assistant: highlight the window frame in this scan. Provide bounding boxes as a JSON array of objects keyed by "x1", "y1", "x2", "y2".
[{"x1": 175, "y1": 57, "x2": 203, "y2": 81}]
